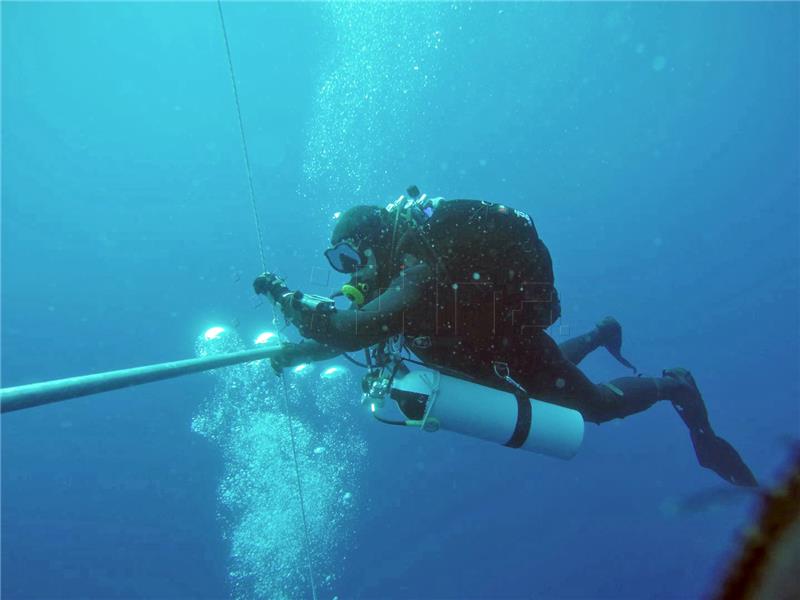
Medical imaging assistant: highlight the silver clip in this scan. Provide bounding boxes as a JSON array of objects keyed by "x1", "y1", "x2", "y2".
[
  {"x1": 492, "y1": 361, "x2": 511, "y2": 379},
  {"x1": 493, "y1": 361, "x2": 527, "y2": 395}
]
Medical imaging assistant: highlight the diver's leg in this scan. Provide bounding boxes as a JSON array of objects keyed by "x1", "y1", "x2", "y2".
[
  {"x1": 558, "y1": 317, "x2": 637, "y2": 372},
  {"x1": 587, "y1": 370, "x2": 757, "y2": 487},
  {"x1": 557, "y1": 328, "x2": 603, "y2": 365},
  {"x1": 515, "y1": 330, "x2": 651, "y2": 417},
  {"x1": 517, "y1": 332, "x2": 757, "y2": 487},
  {"x1": 518, "y1": 348, "x2": 658, "y2": 422}
]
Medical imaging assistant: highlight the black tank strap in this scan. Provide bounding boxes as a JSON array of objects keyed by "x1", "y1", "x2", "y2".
[
  {"x1": 492, "y1": 361, "x2": 533, "y2": 448},
  {"x1": 504, "y1": 387, "x2": 532, "y2": 448}
]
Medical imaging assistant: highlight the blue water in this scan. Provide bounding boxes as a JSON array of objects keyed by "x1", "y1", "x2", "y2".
[{"x1": 3, "y1": 2, "x2": 798, "y2": 598}]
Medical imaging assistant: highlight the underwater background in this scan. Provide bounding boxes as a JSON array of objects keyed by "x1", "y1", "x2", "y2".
[{"x1": 2, "y1": 2, "x2": 798, "y2": 599}]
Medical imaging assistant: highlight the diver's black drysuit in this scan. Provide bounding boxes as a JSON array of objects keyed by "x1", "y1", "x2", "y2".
[{"x1": 268, "y1": 199, "x2": 757, "y2": 487}]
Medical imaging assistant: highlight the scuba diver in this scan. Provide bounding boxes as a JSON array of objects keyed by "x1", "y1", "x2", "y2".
[{"x1": 254, "y1": 187, "x2": 758, "y2": 487}]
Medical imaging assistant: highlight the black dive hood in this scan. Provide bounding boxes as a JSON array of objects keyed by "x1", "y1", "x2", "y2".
[
  {"x1": 330, "y1": 205, "x2": 394, "y2": 306},
  {"x1": 330, "y1": 186, "x2": 434, "y2": 305}
]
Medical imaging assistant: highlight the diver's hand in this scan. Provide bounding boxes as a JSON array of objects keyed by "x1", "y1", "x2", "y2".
[
  {"x1": 253, "y1": 272, "x2": 290, "y2": 302},
  {"x1": 269, "y1": 342, "x2": 300, "y2": 375}
]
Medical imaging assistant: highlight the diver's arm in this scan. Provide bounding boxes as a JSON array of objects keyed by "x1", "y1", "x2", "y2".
[
  {"x1": 310, "y1": 263, "x2": 432, "y2": 351},
  {"x1": 254, "y1": 264, "x2": 431, "y2": 352}
]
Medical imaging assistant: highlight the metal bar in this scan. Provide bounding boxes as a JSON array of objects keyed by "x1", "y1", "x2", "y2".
[{"x1": 0, "y1": 346, "x2": 282, "y2": 414}]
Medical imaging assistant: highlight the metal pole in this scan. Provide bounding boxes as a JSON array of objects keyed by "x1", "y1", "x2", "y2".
[{"x1": 0, "y1": 346, "x2": 282, "y2": 414}]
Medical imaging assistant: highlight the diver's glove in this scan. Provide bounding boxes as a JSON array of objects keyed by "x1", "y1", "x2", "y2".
[
  {"x1": 253, "y1": 273, "x2": 336, "y2": 340},
  {"x1": 253, "y1": 272, "x2": 291, "y2": 304},
  {"x1": 268, "y1": 342, "x2": 299, "y2": 375},
  {"x1": 288, "y1": 292, "x2": 337, "y2": 340}
]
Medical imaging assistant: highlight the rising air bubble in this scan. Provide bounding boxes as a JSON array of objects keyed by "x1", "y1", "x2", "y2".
[
  {"x1": 321, "y1": 366, "x2": 348, "y2": 380},
  {"x1": 191, "y1": 328, "x2": 366, "y2": 598},
  {"x1": 204, "y1": 326, "x2": 225, "y2": 341},
  {"x1": 292, "y1": 363, "x2": 314, "y2": 376},
  {"x1": 254, "y1": 331, "x2": 280, "y2": 346},
  {"x1": 652, "y1": 56, "x2": 667, "y2": 72}
]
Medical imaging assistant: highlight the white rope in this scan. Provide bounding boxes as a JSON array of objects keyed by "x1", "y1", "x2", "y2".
[{"x1": 215, "y1": 3, "x2": 318, "y2": 598}]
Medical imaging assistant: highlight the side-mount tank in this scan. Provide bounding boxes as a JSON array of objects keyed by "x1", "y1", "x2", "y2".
[{"x1": 391, "y1": 369, "x2": 584, "y2": 460}]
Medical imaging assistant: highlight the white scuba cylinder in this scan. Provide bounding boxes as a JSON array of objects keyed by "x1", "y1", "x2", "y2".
[{"x1": 391, "y1": 369, "x2": 584, "y2": 460}]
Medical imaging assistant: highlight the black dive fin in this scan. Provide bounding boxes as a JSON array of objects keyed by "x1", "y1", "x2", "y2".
[
  {"x1": 691, "y1": 431, "x2": 759, "y2": 488},
  {"x1": 609, "y1": 348, "x2": 638, "y2": 375},
  {"x1": 596, "y1": 317, "x2": 638, "y2": 374}
]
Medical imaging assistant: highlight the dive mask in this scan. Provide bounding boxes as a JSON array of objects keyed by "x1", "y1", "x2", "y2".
[
  {"x1": 324, "y1": 241, "x2": 366, "y2": 274},
  {"x1": 326, "y1": 242, "x2": 377, "y2": 306}
]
